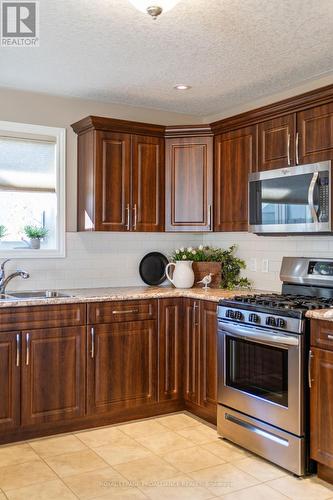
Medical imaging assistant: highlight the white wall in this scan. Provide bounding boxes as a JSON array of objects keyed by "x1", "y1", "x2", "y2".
[{"x1": 0, "y1": 87, "x2": 199, "y2": 232}]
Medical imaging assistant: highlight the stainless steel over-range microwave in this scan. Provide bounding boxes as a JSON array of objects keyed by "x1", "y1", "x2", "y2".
[{"x1": 248, "y1": 161, "x2": 331, "y2": 234}]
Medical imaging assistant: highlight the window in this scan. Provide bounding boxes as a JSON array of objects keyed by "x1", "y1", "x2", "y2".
[{"x1": 0, "y1": 121, "x2": 66, "y2": 258}]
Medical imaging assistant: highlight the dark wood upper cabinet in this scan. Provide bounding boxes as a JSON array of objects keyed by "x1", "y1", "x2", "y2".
[
  {"x1": 21, "y1": 327, "x2": 86, "y2": 426},
  {"x1": 72, "y1": 116, "x2": 165, "y2": 232},
  {"x1": 87, "y1": 319, "x2": 158, "y2": 415},
  {"x1": 297, "y1": 103, "x2": 333, "y2": 164},
  {"x1": 0, "y1": 332, "x2": 20, "y2": 432},
  {"x1": 199, "y1": 301, "x2": 217, "y2": 420},
  {"x1": 214, "y1": 125, "x2": 257, "y2": 231},
  {"x1": 258, "y1": 114, "x2": 296, "y2": 171},
  {"x1": 165, "y1": 134, "x2": 213, "y2": 232},
  {"x1": 95, "y1": 131, "x2": 131, "y2": 231},
  {"x1": 158, "y1": 298, "x2": 183, "y2": 402},
  {"x1": 132, "y1": 135, "x2": 164, "y2": 232}
]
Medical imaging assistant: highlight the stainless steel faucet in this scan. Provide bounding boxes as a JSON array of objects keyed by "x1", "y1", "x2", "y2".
[{"x1": 0, "y1": 259, "x2": 30, "y2": 294}]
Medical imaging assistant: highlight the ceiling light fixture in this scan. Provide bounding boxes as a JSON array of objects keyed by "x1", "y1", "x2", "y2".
[
  {"x1": 174, "y1": 84, "x2": 191, "y2": 90},
  {"x1": 129, "y1": 0, "x2": 181, "y2": 19}
]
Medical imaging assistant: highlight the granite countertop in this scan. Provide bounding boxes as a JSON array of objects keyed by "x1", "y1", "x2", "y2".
[
  {"x1": 0, "y1": 285, "x2": 259, "y2": 308},
  {"x1": 306, "y1": 309, "x2": 333, "y2": 321}
]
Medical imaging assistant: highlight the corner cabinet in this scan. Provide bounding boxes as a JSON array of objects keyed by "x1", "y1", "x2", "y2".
[
  {"x1": 165, "y1": 127, "x2": 213, "y2": 232},
  {"x1": 214, "y1": 125, "x2": 257, "y2": 232},
  {"x1": 72, "y1": 116, "x2": 165, "y2": 232}
]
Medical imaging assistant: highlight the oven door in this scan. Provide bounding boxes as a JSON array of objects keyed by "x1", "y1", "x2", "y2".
[
  {"x1": 248, "y1": 161, "x2": 331, "y2": 233},
  {"x1": 217, "y1": 320, "x2": 304, "y2": 436}
]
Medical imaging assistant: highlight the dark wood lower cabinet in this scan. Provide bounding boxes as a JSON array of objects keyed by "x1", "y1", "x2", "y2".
[
  {"x1": 87, "y1": 320, "x2": 158, "y2": 415},
  {"x1": 158, "y1": 299, "x2": 183, "y2": 401},
  {"x1": 310, "y1": 347, "x2": 333, "y2": 470},
  {"x1": 183, "y1": 299, "x2": 217, "y2": 423},
  {"x1": 183, "y1": 299, "x2": 200, "y2": 405},
  {"x1": 0, "y1": 332, "x2": 20, "y2": 432},
  {"x1": 199, "y1": 301, "x2": 217, "y2": 417},
  {"x1": 0, "y1": 298, "x2": 218, "y2": 443},
  {"x1": 21, "y1": 327, "x2": 86, "y2": 426}
]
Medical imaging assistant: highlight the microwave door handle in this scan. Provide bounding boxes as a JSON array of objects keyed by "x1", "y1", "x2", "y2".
[
  {"x1": 308, "y1": 172, "x2": 319, "y2": 223},
  {"x1": 218, "y1": 321, "x2": 299, "y2": 347}
]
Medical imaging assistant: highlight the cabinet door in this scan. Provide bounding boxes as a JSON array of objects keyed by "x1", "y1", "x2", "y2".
[
  {"x1": 0, "y1": 332, "x2": 20, "y2": 432},
  {"x1": 21, "y1": 327, "x2": 86, "y2": 426},
  {"x1": 310, "y1": 347, "x2": 333, "y2": 467},
  {"x1": 158, "y1": 299, "x2": 183, "y2": 401},
  {"x1": 95, "y1": 131, "x2": 131, "y2": 231},
  {"x1": 258, "y1": 114, "x2": 296, "y2": 170},
  {"x1": 214, "y1": 126, "x2": 257, "y2": 231},
  {"x1": 165, "y1": 137, "x2": 213, "y2": 231},
  {"x1": 183, "y1": 299, "x2": 200, "y2": 404},
  {"x1": 87, "y1": 320, "x2": 158, "y2": 415},
  {"x1": 132, "y1": 135, "x2": 164, "y2": 232},
  {"x1": 297, "y1": 103, "x2": 333, "y2": 164},
  {"x1": 200, "y1": 301, "x2": 217, "y2": 419}
]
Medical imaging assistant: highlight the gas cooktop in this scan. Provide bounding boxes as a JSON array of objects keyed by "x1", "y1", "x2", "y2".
[
  {"x1": 234, "y1": 293, "x2": 333, "y2": 311},
  {"x1": 219, "y1": 293, "x2": 333, "y2": 319}
]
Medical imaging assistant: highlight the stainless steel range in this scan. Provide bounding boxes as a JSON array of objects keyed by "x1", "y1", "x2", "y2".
[{"x1": 217, "y1": 256, "x2": 333, "y2": 476}]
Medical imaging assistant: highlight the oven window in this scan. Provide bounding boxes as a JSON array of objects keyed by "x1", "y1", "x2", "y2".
[{"x1": 226, "y1": 337, "x2": 288, "y2": 407}]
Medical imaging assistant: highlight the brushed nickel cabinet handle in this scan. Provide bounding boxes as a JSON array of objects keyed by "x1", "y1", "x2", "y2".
[
  {"x1": 133, "y1": 204, "x2": 137, "y2": 230},
  {"x1": 25, "y1": 333, "x2": 30, "y2": 366},
  {"x1": 112, "y1": 309, "x2": 139, "y2": 315},
  {"x1": 287, "y1": 133, "x2": 291, "y2": 166},
  {"x1": 91, "y1": 327, "x2": 95, "y2": 359},
  {"x1": 16, "y1": 333, "x2": 20, "y2": 367},
  {"x1": 327, "y1": 335, "x2": 333, "y2": 341},
  {"x1": 296, "y1": 132, "x2": 299, "y2": 165},
  {"x1": 308, "y1": 350, "x2": 314, "y2": 388},
  {"x1": 125, "y1": 204, "x2": 130, "y2": 231}
]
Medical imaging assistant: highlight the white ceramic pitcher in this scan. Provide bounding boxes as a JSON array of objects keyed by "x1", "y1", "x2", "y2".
[{"x1": 165, "y1": 261, "x2": 195, "y2": 289}]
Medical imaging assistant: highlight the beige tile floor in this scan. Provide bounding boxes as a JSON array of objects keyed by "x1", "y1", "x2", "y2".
[{"x1": 0, "y1": 412, "x2": 332, "y2": 499}]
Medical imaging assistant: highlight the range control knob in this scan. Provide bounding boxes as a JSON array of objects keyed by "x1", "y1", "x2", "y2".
[
  {"x1": 276, "y1": 318, "x2": 286, "y2": 328},
  {"x1": 226, "y1": 309, "x2": 235, "y2": 319},
  {"x1": 234, "y1": 311, "x2": 244, "y2": 321},
  {"x1": 266, "y1": 316, "x2": 276, "y2": 327},
  {"x1": 249, "y1": 313, "x2": 260, "y2": 324}
]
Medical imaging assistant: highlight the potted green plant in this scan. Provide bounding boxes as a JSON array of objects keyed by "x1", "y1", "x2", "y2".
[
  {"x1": 0, "y1": 225, "x2": 7, "y2": 240},
  {"x1": 170, "y1": 245, "x2": 251, "y2": 290},
  {"x1": 23, "y1": 225, "x2": 48, "y2": 249}
]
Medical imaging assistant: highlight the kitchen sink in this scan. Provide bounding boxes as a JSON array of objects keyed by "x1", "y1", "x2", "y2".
[{"x1": 5, "y1": 291, "x2": 74, "y2": 300}]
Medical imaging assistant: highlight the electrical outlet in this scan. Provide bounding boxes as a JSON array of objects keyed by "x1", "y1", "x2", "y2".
[
  {"x1": 249, "y1": 258, "x2": 257, "y2": 272},
  {"x1": 261, "y1": 259, "x2": 269, "y2": 273}
]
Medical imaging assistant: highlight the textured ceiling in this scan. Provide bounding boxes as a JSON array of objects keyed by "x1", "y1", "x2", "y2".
[{"x1": 1, "y1": 0, "x2": 333, "y2": 117}]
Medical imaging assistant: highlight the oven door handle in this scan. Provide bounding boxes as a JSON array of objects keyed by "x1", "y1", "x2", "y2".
[
  {"x1": 218, "y1": 321, "x2": 299, "y2": 347},
  {"x1": 308, "y1": 171, "x2": 319, "y2": 223}
]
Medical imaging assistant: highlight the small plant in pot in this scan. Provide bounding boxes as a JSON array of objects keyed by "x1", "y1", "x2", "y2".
[
  {"x1": 23, "y1": 225, "x2": 48, "y2": 249},
  {"x1": 0, "y1": 225, "x2": 7, "y2": 240}
]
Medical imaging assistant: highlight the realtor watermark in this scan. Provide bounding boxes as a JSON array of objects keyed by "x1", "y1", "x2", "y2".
[{"x1": 1, "y1": 1, "x2": 39, "y2": 47}]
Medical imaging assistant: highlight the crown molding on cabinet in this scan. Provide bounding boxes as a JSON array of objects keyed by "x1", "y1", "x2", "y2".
[
  {"x1": 71, "y1": 115, "x2": 166, "y2": 137},
  {"x1": 210, "y1": 83, "x2": 333, "y2": 134}
]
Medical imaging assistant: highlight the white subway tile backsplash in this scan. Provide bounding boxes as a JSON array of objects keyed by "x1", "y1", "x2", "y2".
[{"x1": 3, "y1": 231, "x2": 333, "y2": 293}]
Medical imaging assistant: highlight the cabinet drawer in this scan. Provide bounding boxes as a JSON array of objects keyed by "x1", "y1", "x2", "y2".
[
  {"x1": 0, "y1": 303, "x2": 86, "y2": 332},
  {"x1": 88, "y1": 300, "x2": 157, "y2": 324},
  {"x1": 311, "y1": 320, "x2": 333, "y2": 350}
]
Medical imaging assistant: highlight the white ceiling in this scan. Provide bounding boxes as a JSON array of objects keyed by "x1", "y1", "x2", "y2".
[{"x1": 1, "y1": 0, "x2": 333, "y2": 117}]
